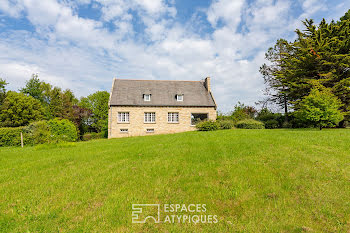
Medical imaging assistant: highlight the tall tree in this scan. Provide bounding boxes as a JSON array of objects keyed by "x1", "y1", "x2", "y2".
[
  {"x1": 79, "y1": 91, "x2": 109, "y2": 132},
  {"x1": 261, "y1": 11, "x2": 350, "y2": 124},
  {"x1": 260, "y1": 39, "x2": 292, "y2": 122},
  {"x1": 20, "y1": 74, "x2": 43, "y2": 101}
]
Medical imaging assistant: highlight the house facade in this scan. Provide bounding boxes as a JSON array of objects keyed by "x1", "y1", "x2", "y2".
[{"x1": 108, "y1": 77, "x2": 217, "y2": 138}]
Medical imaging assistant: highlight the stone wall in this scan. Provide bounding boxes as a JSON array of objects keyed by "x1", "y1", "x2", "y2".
[{"x1": 108, "y1": 106, "x2": 217, "y2": 138}]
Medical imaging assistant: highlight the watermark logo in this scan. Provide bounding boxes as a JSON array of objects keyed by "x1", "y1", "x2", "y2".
[
  {"x1": 132, "y1": 204, "x2": 160, "y2": 223},
  {"x1": 132, "y1": 204, "x2": 218, "y2": 224}
]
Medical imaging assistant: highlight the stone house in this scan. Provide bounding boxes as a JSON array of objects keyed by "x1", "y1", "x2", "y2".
[{"x1": 108, "y1": 77, "x2": 217, "y2": 138}]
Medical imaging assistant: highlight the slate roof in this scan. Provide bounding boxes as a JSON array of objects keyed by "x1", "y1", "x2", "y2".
[{"x1": 109, "y1": 79, "x2": 216, "y2": 108}]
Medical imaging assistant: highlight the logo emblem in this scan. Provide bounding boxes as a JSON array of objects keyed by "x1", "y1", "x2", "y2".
[{"x1": 132, "y1": 204, "x2": 160, "y2": 223}]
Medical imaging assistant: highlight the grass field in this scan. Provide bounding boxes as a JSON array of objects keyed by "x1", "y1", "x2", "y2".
[{"x1": 0, "y1": 129, "x2": 350, "y2": 232}]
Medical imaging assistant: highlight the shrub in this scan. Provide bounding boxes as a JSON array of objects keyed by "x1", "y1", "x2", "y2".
[
  {"x1": 82, "y1": 132, "x2": 104, "y2": 141},
  {"x1": 26, "y1": 121, "x2": 51, "y2": 144},
  {"x1": 235, "y1": 119, "x2": 265, "y2": 129},
  {"x1": 48, "y1": 118, "x2": 78, "y2": 143},
  {"x1": 0, "y1": 127, "x2": 31, "y2": 147},
  {"x1": 196, "y1": 120, "x2": 220, "y2": 131},
  {"x1": 265, "y1": 119, "x2": 279, "y2": 129},
  {"x1": 218, "y1": 120, "x2": 235, "y2": 130}
]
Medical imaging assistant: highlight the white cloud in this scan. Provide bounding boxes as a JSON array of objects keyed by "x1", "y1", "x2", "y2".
[
  {"x1": 207, "y1": 0, "x2": 245, "y2": 30},
  {"x1": 0, "y1": 0, "x2": 343, "y2": 111}
]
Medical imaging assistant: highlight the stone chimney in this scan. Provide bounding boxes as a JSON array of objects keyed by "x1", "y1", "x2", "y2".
[{"x1": 204, "y1": 77, "x2": 211, "y2": 92}]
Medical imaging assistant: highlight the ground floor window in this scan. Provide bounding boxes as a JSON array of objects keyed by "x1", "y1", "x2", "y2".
[
  {"x1": 118, "y1": 112, "x2": 129, "y2": 123},
  {"x1": 146, "y1": 128, "x2": 154, "y2": 133},
  {"x1": 191, "y1": 113, "x2": 208, "y2": 125},
  {"x1": 120, "y1": 128, "x2": 128, "y2": 133},
  {"x1": 168, "y1": 112, "x2": 179, "y2": 123},
  {"x1": 144, "y1": 112, "x2": 156, "y2": 123}
]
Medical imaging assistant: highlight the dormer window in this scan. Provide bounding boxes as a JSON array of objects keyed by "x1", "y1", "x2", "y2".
[
  {"x1": 176, "y1": 94, "x2": 184, "y2": 101},
  {"x1": 144, "y1": 94, "x2": 151, "y2": 101}
]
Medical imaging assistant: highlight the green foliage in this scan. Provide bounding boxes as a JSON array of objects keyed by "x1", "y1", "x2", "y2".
[
  {"x1": 230, "y1": 102, "x2": 257, "y2": 122},
  {"x1": 217, "y1": 120, "x2": 235, "y2": 129},
  {"x1": 195, "y1": 120, "x2": 220, "y2": 131},
  {"x1": 256, "y1": 108, "x2": 284, "y2": 128},
  {"x1": 79, "y1": 91, "x2": 109, "y2": 132},
  {"x1": 26, "y1": 121, "x2": 51, "y2": 144},
  {"x1": 0, "y1": 78, "x2": 7, "y2": 105},
  {"x1": 82, "y1": 132, "x2": 104, "y2": 141},
  {"x1": 0, "y1": 127, "x2": 30, "y2": 147},
  {"x1": 295, "y1": 88, "x2": 344, "y2": 130},
  {"x1": 0, "y1": 91, "x2": 44, "y2": 127},
  {"x1": 265, "y1": 119, "x2": 279, "y2": 129},
  {"x1": 47, "y1": 118, "x2": 78, "y2": 142},
  {"x1": 261, "y1": 13, "x2": 350, "y2": 123},
  {"x1": 235, "y1": 119, "x2": 265, "y2": 129},
  {"x1": 20, "y1": 74, "x2": 43, "y2": 101}
]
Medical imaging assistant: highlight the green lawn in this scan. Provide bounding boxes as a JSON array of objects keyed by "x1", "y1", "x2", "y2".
[{"x1": 0, "y1": 129, "x2": 350, "y2": 232}]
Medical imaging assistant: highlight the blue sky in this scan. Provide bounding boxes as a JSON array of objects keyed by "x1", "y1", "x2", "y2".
[{"x1": 0, "y1": 0, "x2": 349, "y2": 112}]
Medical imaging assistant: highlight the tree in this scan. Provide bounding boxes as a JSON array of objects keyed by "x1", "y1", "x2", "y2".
[
  {"x1": 295, "y1": 87, "x2": 344, "y2": 130},
  {"x1": 0, "y1": 91, "x2": 44, "y2": 127},
  {"x1": 0, "y1": 78, "x2": 8, "y2": 105},
  {"x1": 261, "y1": 11, "x2": 350, "y2": 125},
  {"x1": 20, "y1": 74, "x2": 43, "y2": 101},
  {"x1": 79, "y1": 91, "x2": 109, "y2": 132},
  {"x1": 260, "y1": 39, "x2": 292, "y2": 123}
]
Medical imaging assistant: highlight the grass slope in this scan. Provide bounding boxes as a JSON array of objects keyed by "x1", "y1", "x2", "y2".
[{"x1": 0, "y1": 129, "x2": 350, "y2": 232}]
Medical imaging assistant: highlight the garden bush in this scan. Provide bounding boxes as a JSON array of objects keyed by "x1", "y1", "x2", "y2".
[
  {"x1": 82, "y1": 132, "x2": 104, "y2": 141},
  {"x1": 218, "y1": 120, "x2": 235, "y2": 129},
  {"x1": 235, "y1": 119, "x2": 265, "y2": 129},
  {"x1": 196, "y1": 120, "x2": 220, "y2": 131},
  {"x1": 48, "y1": 118, "x2": 78, "y2": 143},
  {"x1": 265, "y1": 119, "x2": 279, "y2": 129},
  {"x1": 26, "y1": 121, "x2": 51, "y2": 144}
]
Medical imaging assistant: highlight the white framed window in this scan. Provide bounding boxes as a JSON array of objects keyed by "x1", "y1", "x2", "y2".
[
  {"x1": 118, "y1": 112, "x2": 129, "y2": 123},
  {"x1": 144, "y1": 112, "x2": 156, "y2": 123},
  {"x1": 146, "y1": 128, "x2": 154, "y2": 133},
  {"x1": 144, "y1": 94, "x2": 151, "y2": 101},
  {"x1": 168, "y1": 112, "x2": 179, "y2": 123},
  {"x1": 176, "y1": 94, "x2": 183, "y2": 101},
  {"x1": 120, "y1": 129, "x2": 128, "y2": 133}
]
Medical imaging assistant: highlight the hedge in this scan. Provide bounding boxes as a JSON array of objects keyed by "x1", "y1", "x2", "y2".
[
  {"x1": 0, "y1": 127, "x2": 30, "y2": 147},
  {"x1": 218, "y1": 120, "x2": 235, "y2": 130},
  {"x1": 196, "y1": 120, "x2": 220, "y2": 131},
  {"x1": 235, "y1": 119, "x2": 265, "y2": 129},
  {"x1": 0, "y1": 119, "x2": 78, "y2": 147}
]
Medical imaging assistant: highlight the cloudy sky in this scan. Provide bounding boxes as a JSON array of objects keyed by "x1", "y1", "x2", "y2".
[{"x1": 0, "y1": 0, "x2": 348, "y2": 111}]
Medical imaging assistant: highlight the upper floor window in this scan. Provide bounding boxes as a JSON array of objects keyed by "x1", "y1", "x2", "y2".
[
  {"x1": 118, "y1": 112, "x2": 129, "y2": 123},
  {"x1": 144, "y1": 94, "x2": 151, "y2": 101},
  {"x1": 144, "y1": 112, "x2": 156, "y2": 123},
  {"x1": 168, "y1": 112, "x2": 179, "y2": 123},
  {"x1": 176, "y1": 94, "x2": 184, "y2": 101}
]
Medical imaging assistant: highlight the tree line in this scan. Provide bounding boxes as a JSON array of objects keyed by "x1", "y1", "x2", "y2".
[
  {"x1": 259, "y1": 9, "x2": 349, "y2": 129},
  {"x1": 0, "y1": 74, "x2": 110, "y2": 138}
]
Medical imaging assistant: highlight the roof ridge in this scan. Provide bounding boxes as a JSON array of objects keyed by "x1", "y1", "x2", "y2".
[{"x1": 115, "y1": 79, "x2": 203, "y2": 82}]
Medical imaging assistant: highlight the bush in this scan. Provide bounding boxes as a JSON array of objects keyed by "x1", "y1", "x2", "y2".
[
  {"x1": 218, "y1": 120, "x2": 235, "y2": 130},
  {"x1": 0, "y1": 127, "x2": 30, "y2": 147},
  {"x1": 196, "y1": 120, "x2": 220, "y2": 131},
  {"x1": 235, "y1": 119, "x2": 265, "y2": 129},
  {"x1": 26, "y1": 121, "x2": 51, "y2": 144},
  {"x1": 265, "y1": 119, "x2": 279, "y2": 129},
  {"x1": 82, "y1": 132, "x2": 104, "y2": 141},
  {"x1": 48, "y1": 118, "x2": 78, "y2": 143}
]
